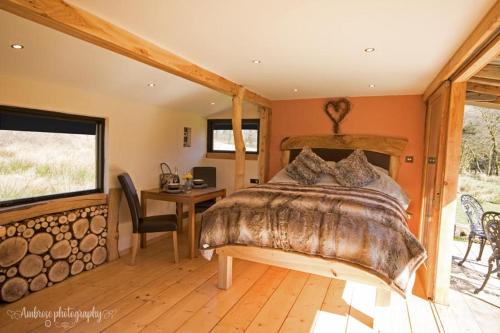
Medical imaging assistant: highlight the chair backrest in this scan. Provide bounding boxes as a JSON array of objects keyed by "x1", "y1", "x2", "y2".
[
  {"x1": 461, "y1": 194, "x2": 484, "y2": 234},
  {"x1": 117, "y1": 173, "x2": 141, "y2": 233},
  {"x1": 482, "y1": 212, "x2": 500, "y2": 259},
  {"x1": 193, "y1": 167, "x2": 216, "y2": 187}
]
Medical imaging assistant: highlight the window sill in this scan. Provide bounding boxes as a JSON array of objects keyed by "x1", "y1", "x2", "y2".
[
  {"x1": 206, "y1": 152, "x2": 258, "y2": 160},
  {"x1": 0, "y1": 193, "x2": 107, "y2": 226}
]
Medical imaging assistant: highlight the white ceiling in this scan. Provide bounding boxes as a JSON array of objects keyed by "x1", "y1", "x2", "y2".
[
  {"x1": 0, "y1": 11, "x2": 233, "y2": 115},
  {"x1": 0, "y1": 0, "x2": 496, "y2": 111}
]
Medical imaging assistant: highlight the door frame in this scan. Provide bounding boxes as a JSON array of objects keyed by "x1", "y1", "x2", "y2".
[
  {"x1": 421, "y1": 23, "x2": 500, "y2": 304},
  {"x1": 419, "y1": 80, "x2": 452, "y2": 300}
]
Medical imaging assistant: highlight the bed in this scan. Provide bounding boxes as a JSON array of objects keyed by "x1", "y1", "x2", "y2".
[{"x1": 199, "y1": 134, "x2": 426, "y2": 312}]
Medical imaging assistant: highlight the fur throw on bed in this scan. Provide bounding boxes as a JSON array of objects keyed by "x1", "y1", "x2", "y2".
[{"x1": 199, "y1": 183, "x2": 426, "y2": 294}]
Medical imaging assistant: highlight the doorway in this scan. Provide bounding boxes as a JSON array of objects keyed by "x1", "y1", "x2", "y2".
[{"x1": 419, "y1": 41, "x2": 500, "y2": 305}]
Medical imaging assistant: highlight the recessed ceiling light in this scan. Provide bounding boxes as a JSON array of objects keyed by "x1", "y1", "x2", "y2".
[
  {"x1": 147, "y1": 83, "x2": 156, "y2": 87},
  {"x1": 252, "y1": 59, "x2": 261, "y2": 64},
  {"x1": 210, "y1": 102, "x2": 216, "y2": 105},
  {"x1": 369, "y1": 84, "x2": 375, "y2": 88},
  {"x1": 293, "y1": 88, "x2": 299, "y2": 93},
  {"x1": 11, "y1": 43, "x2": 24, "y2": 49},
  {"x1": 364, "y1": 48, "x2": 375, "y2": 53}
]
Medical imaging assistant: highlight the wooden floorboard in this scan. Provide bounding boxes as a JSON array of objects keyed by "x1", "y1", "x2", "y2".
[
  {"x1": 278, "y1": 274, "x2": 331, "y2": 333},
  {"x1": 210, "y1": 266, "x2": 288, "y2": 333},
  {"x1": 245, "y1": 270, "x2": 309, "y2": 333},
  {"x1": 345, "y1": 282, "x2": 376, "y2": 333},
  {"x1": 2, "y1": 237, "x2": 486, "y2": 333},
  {"x1": 312, "y1": 278, "x2": 352, "y2": 333}
]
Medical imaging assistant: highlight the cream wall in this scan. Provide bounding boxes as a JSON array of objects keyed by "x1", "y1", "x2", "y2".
[
  {"x1": 0, "y1": 75, "x2": 206, "y2": 251},
  {"x1": 201, "y1": 105, "x2": 260, "y2": 194}
]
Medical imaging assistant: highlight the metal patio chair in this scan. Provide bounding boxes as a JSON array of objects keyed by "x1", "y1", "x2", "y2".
[
  {"x1": 474, "y1": 212, "x2": 500, "y2": 294},
  {"x1": 458, "y1": 194, "x2": 487, "y2": 266}
]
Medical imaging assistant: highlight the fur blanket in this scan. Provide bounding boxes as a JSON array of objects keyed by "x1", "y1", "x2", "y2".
[{"x1": 199, "y1": 183, "x2": 426, "y2": 294}]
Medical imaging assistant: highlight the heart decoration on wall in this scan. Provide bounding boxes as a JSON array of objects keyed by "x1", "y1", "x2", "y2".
[{"x1": 324, "y1": 98, "x2": 351, "y2": 134}]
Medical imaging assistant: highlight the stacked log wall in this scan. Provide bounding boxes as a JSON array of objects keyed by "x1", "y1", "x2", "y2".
[{"x1": 0, "y1": 205, "x2": 108, "y2": 302}]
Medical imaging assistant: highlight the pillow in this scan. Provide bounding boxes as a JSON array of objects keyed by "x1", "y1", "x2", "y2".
[
  {"x1": 366, "y1": 168, "x2": 410, "y2": 209},
  {"x1": 268, "y1": 168, "x2": 298, "y2": 184},
  {"x1": 285, "y1": 147, "x2": 328, "y2": 185},
  {"x1": 373, "y1": 165, "x2": 389, "y2": 175},
  {"x1": 329, "y1": 150, "x2": 379, "y2": 187}
]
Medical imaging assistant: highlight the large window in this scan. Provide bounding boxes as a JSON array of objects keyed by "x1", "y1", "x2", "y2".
[
  {"x1": 207, "y1": 119, "x2": 260, "y2": 154},
  {"x1": 0, "y1": 106, "x2": 104, "y2": 207}
]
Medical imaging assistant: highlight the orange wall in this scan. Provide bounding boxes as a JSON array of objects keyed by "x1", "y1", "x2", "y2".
[{"x1": 269, "y1": 95, "x2": 426, "y2": 235}]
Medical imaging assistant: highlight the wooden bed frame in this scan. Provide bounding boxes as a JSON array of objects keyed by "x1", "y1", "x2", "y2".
[{"x1": 215, "y1": 134, "x2": 410, "y2": 314}]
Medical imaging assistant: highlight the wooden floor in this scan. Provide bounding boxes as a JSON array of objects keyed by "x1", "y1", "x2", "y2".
[{"x1": 0, "y1": 235, "x2": 486, "y2": 333}]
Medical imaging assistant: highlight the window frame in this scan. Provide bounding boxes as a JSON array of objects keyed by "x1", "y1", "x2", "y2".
[
  {"x1": 207, "y1": 118, "x2": 260, "y2": 154},
  {"x1": 0, "y1": 105, "x2": 105, "y2": 208}
]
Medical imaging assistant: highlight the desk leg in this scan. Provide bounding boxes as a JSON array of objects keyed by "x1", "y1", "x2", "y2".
[
  {"x1": 188, "y1": 203, "x2": 196, "y2": 259},
  {"x1": 140, "y1": 194, "x2": 147, "y2": 249},
  {"x1": 176, "y1": 203, "x2": 183, "y2": 233}
]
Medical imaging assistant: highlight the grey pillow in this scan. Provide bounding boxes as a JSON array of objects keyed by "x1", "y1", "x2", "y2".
[
  {"x1": 286, "y1": 148, "x2": 328, "y2": 185},
  {"x1": 330, "y1": 150, "x2": 379, "y2": 187}
]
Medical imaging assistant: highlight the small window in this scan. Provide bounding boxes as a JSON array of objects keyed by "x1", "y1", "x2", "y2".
[
  {"x1": 0, "y1": 105, "x2": 105, "y2": 207},
  {"x1": 207, "y1": 119, "x2": 260, "y2": 154}
]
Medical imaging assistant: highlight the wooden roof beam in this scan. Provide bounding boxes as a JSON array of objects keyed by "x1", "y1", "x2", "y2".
[
  {"x1": 465, "y1": 91, "x2": 500, "y2": 102},
  {"x1": 0, "y1": 0, "x2": 271, "y2": 108},
  {"x1": 468, "y1": 76, "x2": 500, "y2": 86},
  {"x1": 466, "y1": 82, "x2": 500, "y2": 96},
  {"x1": 474, "y1": 64, "x2": 500, "y2": 80},
  {"x1": 466, "y1": 101, "x2": 500, "y2": 109}
]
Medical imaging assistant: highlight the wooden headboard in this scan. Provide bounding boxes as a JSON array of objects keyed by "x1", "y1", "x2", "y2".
[{"x1": 280, "y1": 134, "x2": 408, "y2": 179}]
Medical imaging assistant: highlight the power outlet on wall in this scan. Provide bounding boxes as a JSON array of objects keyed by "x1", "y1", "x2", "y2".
[
  {"x1": 250, "y1": 178, "x2": 260, "y2": 184},
  {"x1": 405, "y1": 156, "x2": 414, "y2": 163}
]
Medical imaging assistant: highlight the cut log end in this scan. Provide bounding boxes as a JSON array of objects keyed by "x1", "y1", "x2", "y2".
[
  {"x1": 50, "y1": 240, "x2": 71, "y2": 259},
  {"x1": 19, "y1": 254, "x2": 43, "y2": 278},
  {"x1": 1, "y1": 277, "x2": 28, "y2": 302},
  {"x1": 72, "y1": 218, "x2": 89, "y2": 239},
  {"x1": 48, "y1": 261, "x2": 69, "y2": 283},
  {"x1": 29, "y1": 273, "x2": 48, "y2": 292},
  {"x1": 0, "y1": 237, "x2": 28, "y2": 267},
  {"x1": 29, "y1": 233, "x2": 53, "y2": 255}
]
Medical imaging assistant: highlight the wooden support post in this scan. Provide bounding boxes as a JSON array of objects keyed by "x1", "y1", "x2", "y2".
[
  {"x1": 232, "y1": 87, "x2": 246, "y2": 190},
  {"x1": 106, "y1": 188, "x2": 122, "y2": 262},
  {"x1": 258, "y1": 107, "x2": 272, "y2": 183},
  {"x1": 217, "y1": 254, "x2": 233, "y2": 289},
  {"x1": 433, "y1": 81, "x2": 467, "y2": 305}
]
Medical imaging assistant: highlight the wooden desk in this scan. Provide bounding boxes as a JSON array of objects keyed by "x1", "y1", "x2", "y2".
[{"x1": 141, "y1": 187, "x2": 226, "y2": 258}]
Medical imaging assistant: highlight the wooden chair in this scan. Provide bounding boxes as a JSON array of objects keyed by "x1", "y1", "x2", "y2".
[
  {"x1": 474, "y1": 211, "x2": 500, "y2": 294},
  {"x1": 458, "y1": 194, "x2": 487, "y2": 266},
  {"x1": 118, "y1": 173, "x2": 179, "y2": 265}
]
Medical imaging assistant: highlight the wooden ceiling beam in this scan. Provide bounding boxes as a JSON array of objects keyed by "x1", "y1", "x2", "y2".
[
  {"x1": 0, "y1": 0, "x2": 272, "y2": 108},
  {"x1": 423, "y1": 1, "x2": 500, "y2": 100},
  {"x1": 474, "y1": 64, "x2": 500, "y2": 80},
  {"x1": 466, "y1": 82, "x2": 500, "y2": 96},
  {"x1": 465, "y1": 91, "x2": 500, "y2": 102},
  {"x1": 468, "y1": 76, "x2": 500, "y2": 86},
  {"x1": 453, "y1": 34, "x2": 500, "y2": 82},
  {"x1": 466, "y1": 101, "x2": 500, "y2": 109}
]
